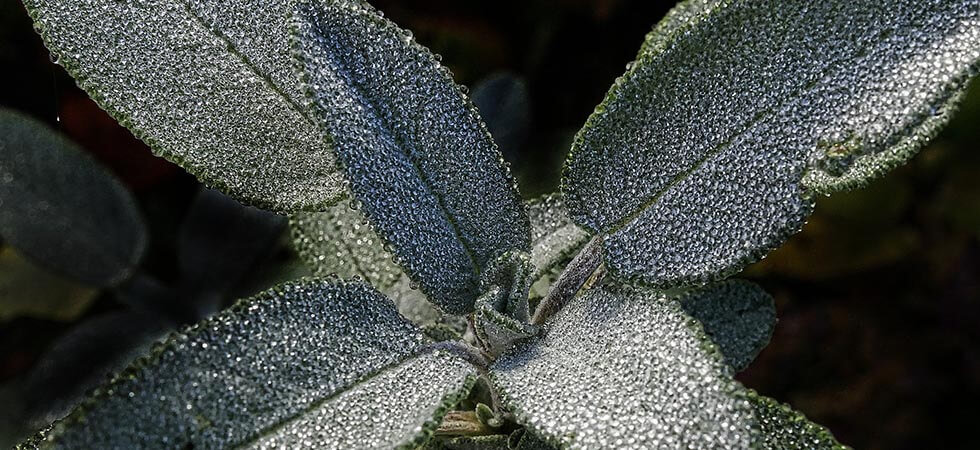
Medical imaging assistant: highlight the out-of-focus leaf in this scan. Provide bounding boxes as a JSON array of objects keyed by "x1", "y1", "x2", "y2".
[
  {"x1": 563, "y1": 0, "x2": 980, "y2": 288},
  {"x1": 490, "y1": 283, "x2": 757, "y2": 448},
  {"x1": 291, "y1": 0, "x2": 531, "y2": 314},
  {"x1": 178, "y1": 188, "x2": 285, "y2": 316},
  {"x1": 0, "y1": 108, "x2": 146, "y2": 286},
  {"x1": 471, "y1": 72, "x2": 531, "y2": 162},
  {"x1": 678, "y1": 280, "x2": 775, "y2": 372},
  {"x1": 21, "y1": 280, "x2": 477, "y2": 448},
  {"x1": 290, "y1": 199, "x2": 444, "y2": 326},
  {"x1": 0, "y1": 248, "x2": 97, "y2": 322},
  {"x1": 17, "y1": 311, "x2": 170, "y2": 432},
  {"x1": 748, "y1": 390, "x2": 848, "y2": 449},
  {"x1": 22, "y1": 0, "x2": 346, "y2": 211}
]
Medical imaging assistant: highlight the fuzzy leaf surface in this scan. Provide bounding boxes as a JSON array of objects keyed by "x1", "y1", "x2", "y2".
[
  {"x1": 290, "y1": 200, "x2": 444, "y2": 326},
  {"x1": 748, "y1": 390, "x2": 848, "y2": 449},
  {"x1": 678, "y1": 279, "x2": 776, "y2": 372},
  {"x1": 291, "y1": 0, "x2": 530, "y2": 314},
  {"x1": 490, "y1": 284, "x2": 757, "y2": 448},
  {"x1": 24, "y1": 280, "x2": 476, "y2": 449},
  {"x1": 563, "y1": 0, "x2": 980, "y2": 287},
  {"x1": 526, "y1": 194, "x2": 590, "y2": 282},
  {"x1": 22, "y1": 0, "x2": 346, "y2": 211},
  {"x1": 0, "y1": 108, "x2": 145, "y2": 286}
]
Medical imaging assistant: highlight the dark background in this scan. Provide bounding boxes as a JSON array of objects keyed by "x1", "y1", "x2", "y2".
[{"x1": 1, "y1": 0, "x2": 978, "y2": 448}]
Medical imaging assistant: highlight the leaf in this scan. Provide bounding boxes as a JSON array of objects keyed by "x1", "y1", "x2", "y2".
[
  {"x1": 291, "y1": 0, "x2": 531, "y2": 314},
  {"x1": 0, "y1": 108, "x2": 146, "y2": 286},
  {"x1": 562, "y1": 0, "x2": 980, "y2": 288},
  {"x1": 677, "y1": 279, "x2": 776, "y2": 372},
  {"x1": 471, "y1": 72, "x2": 531, "y2": 162},
  {"x1": 489, "y1": 283, "x2": 757, "y2": 448},
  {"x1": 526, "y1": 194, "x2": 590, "y2": 282},
  {"x1": 22, "y1": 0, "x2": 346, "y2": 211},
  {"x1": 290, "y1": 199, "x2": 446, "y2": 326},
  {"x1": 24, "y1": 280, "x2": 477, "y2": 448},
  {"x1": 178, "y1": 188, "x2": 286, "y2": 316},
  {"x1": 748, "y1": 390, "x2": 848, "y2": 449},
  {"x1": 0, "y1": 248, "x2": 98, "y2": 322}
]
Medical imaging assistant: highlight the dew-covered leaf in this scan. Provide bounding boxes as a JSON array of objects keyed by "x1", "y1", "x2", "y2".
[
  {"x1": 678, "y1": 280, "x2": 776, "y2": 372},
  {"x1": 291, "y1": 0, "x2": 531, "y2": 314},
  {"x1": 290, "y1": 199, "x2": 445, "y2": 326},
  {"x1": 471, "y1": 72, "x2": 531, "y2": 162},
  {"x1": 526, "y1": 194, "x2": 590, "y2": 282},
  {"x1": 178, "y1": 188, "x2": 286, "y2": 316},
  {"x1": 748, "y1": 390, "x2": 848, "y2": 449},
  {"x1": 24, "y1": 279, "x2": 477, "y2": 449},
  {"x1": 22, "y1": 0, "x2": 346, "y2": 211},
  {"x1": 0, "y1": 248, "x2": 97, "y2": 322},
  {"x1": 0, "y1": 108, "x2": 146, "y2": 286},
  {"x1": 563, "y1": 0, "x2": 980, "y2": 288},
  {"x1": 490, "y1": 283, "x2": 757, "y2": 448}
]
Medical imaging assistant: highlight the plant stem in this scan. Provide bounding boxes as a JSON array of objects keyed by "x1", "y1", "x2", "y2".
[{"x1": 530, "y1": 235, "x2": 604, "y2": 325}]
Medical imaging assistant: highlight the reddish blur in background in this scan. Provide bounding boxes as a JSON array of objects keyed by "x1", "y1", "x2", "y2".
[{"x1": 1, "y1": 0, "x2": 979, "y2": 448}]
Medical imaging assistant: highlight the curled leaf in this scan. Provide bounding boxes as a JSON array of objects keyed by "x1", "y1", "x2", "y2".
[
  {"x1": 291, "y1": 0, "x2": 530, "y2": 313},
  {"x1": 563, "y1": 0, "x2": 980, "y2": 288}
]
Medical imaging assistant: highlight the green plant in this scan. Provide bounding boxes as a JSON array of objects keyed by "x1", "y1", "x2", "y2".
[{"x1": 5, "y1": 0, "x2": 978, "y2": 448}]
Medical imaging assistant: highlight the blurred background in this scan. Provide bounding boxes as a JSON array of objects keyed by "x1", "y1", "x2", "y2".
[{"x1": 1, "y1": 0, "x2": 978, "y2": 448}]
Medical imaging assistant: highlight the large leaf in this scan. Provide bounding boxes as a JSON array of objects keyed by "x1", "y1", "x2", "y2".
[
  {"x1": 563, "y1": 0, "x2": 980, "y2": 287},
  {"x1": 290, "y1": 199, "x2": 445, "y2": 326},
  {"x1": 22, "y1": 0, "x2": 346, "y2": 211},
  {"x1": 489, "y1": 283, "x2": 758, "y2": 448},
  {"x1": 23, "y1": 280, "x2": 477, "y2": 448},
  {"x1": 748, "y1": 390, "x2": 848, "y2": 449},
  {"x1": 291, "y1": 0, "x2": 530, "y2": 314},
  {"x1": 0, "y1": 108, "x2": 146, "y2": 286},
  {"x1": 678, "y1": 279, "x2": 776, "y2": 372}
]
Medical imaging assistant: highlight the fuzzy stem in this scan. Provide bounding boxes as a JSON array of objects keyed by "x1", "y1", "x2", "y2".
[{"x1": 530, "y1": 235, "x2": 604, "y2": 325}]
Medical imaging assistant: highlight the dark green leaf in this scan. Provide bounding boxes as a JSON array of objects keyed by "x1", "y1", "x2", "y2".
[
  {"x1": 678, "y1": 279, "x2": 776, "y2": 372},
  {"x1": 490, "y1": 283, "x2": 757, "y2": 448},
  {"x1": 22, "y1": 0, "x2": 346, "y2": 211},
  {"x1": 24, "y1": 280, "x2": 477, "y2": 448},
  {"x1": 0, "y1": 108, "x2": 145, "y2": 286},
  {"x1": 0, "y1": 248, "x2": 97, "y2": 322},
  {"x1": 471, "y1": 72, "x2": 531, "y2": 162},
  {"x1": 563, "y1": 0, "x2": 980, "y2": 288},
  {"x1": 291, "y1": 0, "x2": 531, "y2": 313}
]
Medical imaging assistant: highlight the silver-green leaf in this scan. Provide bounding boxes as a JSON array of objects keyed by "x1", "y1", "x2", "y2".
[
  {"x1": 0, "y1": 108, "x2": 146, "y2": 286},
  {"x1": 490, "y1": 283, "x2": 757, "y2": 448},
  {"x1": 290, "y1": 0, "x2": 530, "y2": 314},
  {"x1": 24, "y1": 280, "x2": 477, "y2": 449},
  {"x1": 527, "y1": 194, "x2": 590, "y2": 282},
  {"x1": 22, "y1": 0, "x2": 346, "y2": 211},
  {"x1": 563, "y1": 0, "x2": 980, "y2": 288},
  {"x1": 290, "y1": 199, "x2": 445, "y2": 326},
  {"x1": 748, "y1": 390, "x2": 848, "y2": 449},
  {"x1": 678, "y1": 279, "x2": 776, "y2": 372}
]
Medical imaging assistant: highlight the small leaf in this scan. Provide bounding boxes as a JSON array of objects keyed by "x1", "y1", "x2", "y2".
[
  {"x1": 290, "y1": 199, "x2": 446, "y2": 326},
  {"x1": 291, "y1": 0, "x2": 531, "y2": 313},
  {"x1": 0, "y1": 108, "x2": 146, "y2": 286},
  {"x1": 677, "y1": 280, "x2": 776, "y2": 372},
  {"x1": 471, "y1": 72, "x2": 531, "y2": 162},
  {"x1": 178, "y1": 188, "x2": 286, "y2": 316},
  {"x1": 0, "y1": 248, "x2": 97, "y2": 322},
  {"x1": 748, "y1": 390, "x2": 849, "y2": 449},
  {"x1": 24, "y1": 280, "x2": 477, "y2": 448},
  {"x1": 22, "y1": 0, "x2": 346, "y2": 211},
  {"x1": 563, "y1": 0, "x2": 980, "y2": 288},
  {"x1": 526, "y1": 194, "x2": 590, "y2": 282},
  {"x1": 490, "y1": 283, "x2": 757, "y2": 448}
]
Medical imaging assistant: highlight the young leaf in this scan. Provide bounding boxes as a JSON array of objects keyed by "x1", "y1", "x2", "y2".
[
  {"x1": 526, "y1": 194, "x2": 590, "y2": 282},
  {"x1": 0, "y1": 108, "x2": 146, "y2": 286},
  {"x1": 290, "y1": 199, "x2": 445, "y2": 326},
  {"x1": 24, "y1": 280, "x2": 477, "y2": 448},
  {"x1": 563, "y1": 0, "x2": 980, "y2": 288},
  {"x1": 22, "y1": 0, "x2": 346, "y2": 211},
  {"x1": 291, "y1": 0, "x2": 531, "y2": 314},
  {"x1": 490, "y1": 283, "x2": 757, "y2": 448},
  {"x1": 678, "y1": 279, "x2": 776, "y2": 372},
  {"x1": 747, "y1": 390, "x2": 848, "y2": 449}
]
